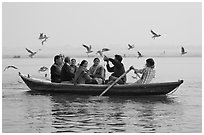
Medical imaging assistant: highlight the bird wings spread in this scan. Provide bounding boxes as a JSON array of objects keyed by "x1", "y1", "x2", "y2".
[
  {"x1": 128, "y1": 44, "x2": 132, "y2": 48},
  {"x1": 102, "y1": 48, "x2": 110, "y2": 52},
  {"x1": 26, "y1": 48, "x2": 34, "y2": 54},
  {"x1": 151, "y1": 30, "x2": 158, "y2": 36},
  {"x1": 4, "y1": 65, "x2": 18, "y2": 71},
  {"x1": 82, "y1": 44, "x2": 89, "y2": 50}
]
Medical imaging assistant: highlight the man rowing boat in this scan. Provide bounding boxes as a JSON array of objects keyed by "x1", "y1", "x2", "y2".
[{"x1": 104, "y1": 55, "x2": 126, "y2": 84}]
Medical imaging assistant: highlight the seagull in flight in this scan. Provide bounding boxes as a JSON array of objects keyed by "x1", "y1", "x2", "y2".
[
  {"x1": 38, "y1": 33, "x2": 49, "y2": 45},
  {"x1": 96, "y1": 50, "x2": 103, "y2": 57},
  {"x1": 25, "y1": 48, "x2": 41, "y2": 58},
  {"x1": 151, "y1": 30, "x2": 161, "y2": 39},
  {"x1": 38, "y1": 66, "x2": 49, "y2": 72},
  {"x1": 137, "y1": 51, "x2": 143, "y2": 58},
  {"x1": 39, "y1": 33, "x2": 44, "y2": 40},
  {"x1": 101, "y1": 48, "x2": 110, "y2": 52},
  {"x1": 41, "y1": 35, "x2": 49, "y2": 45},
  {"x1": 128, "y1": 44, "x2": 134, "y2": 50},
  {"x1": 181, "y1": 46, "x2": 187, "y2": 55},
  {"x1": 3, "y1": 65, "x2": 18, "y2": 71},
  {"x1": 82, "y1": 44, "x2": 93, "y2": 56},
  {"x1": 96, "y1": 48, "x2": 110, "y2": 57}
]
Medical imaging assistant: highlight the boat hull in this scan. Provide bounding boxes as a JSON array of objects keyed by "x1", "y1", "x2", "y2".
[{"x1": 19, "y1": 73, "x2": 183, "y2": 96}]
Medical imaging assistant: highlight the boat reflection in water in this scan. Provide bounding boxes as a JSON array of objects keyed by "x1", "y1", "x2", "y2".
[{"x1": 25, "y1": 91, "x2": 182, "y2": 133}]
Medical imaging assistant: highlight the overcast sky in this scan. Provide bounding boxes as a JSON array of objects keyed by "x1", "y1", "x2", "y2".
[{"x1": 2, "y1": 2, "x2": 202, "y2": 57}]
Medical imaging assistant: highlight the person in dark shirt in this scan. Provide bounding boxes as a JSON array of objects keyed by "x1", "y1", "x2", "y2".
[
  {"x1": 50, "y1": 55, "x2": 63, "y2": 83},
  {"x1": 104, "y1": 54, "x2": 126, "y2": 84},
  {"x1": 61, "y1": 56, "x2": 75, "y2": 82}
]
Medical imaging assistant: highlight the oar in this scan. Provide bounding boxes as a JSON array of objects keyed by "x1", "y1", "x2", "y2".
[
  {"x1": 134, "y1": 70, "x2": 141, "y2": 79},
  {"x1": 99, "y1": 67, "x2": 133, "y2": 96}
]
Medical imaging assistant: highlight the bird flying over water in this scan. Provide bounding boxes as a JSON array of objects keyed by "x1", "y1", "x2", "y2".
[
  {"x1": 137, "y1": 51, "x2": 143, "y2": 58},
  {"x1": 181, "y1": 46, "x2": 187, "y2": 55},
  {"x1": 3, "y1": 65, "x2": 18, "y2": 71},
  {"x1": 82, "y1": 44, "x2": 93, "y2": 53},
  {"x1": 96, "y1": 50, "x2": 103, "y2": 57},
  {"x1": 151, "y1": 30, "x2": 161, "y2": 39},
  {"x1": 41, "y1": 35, "x2": 49, "y2": 45},
  {"x1": 38, "y1": 66, "x2": 49, "y2": 72},
  {"x1": 38, "y1": 33, "x2": 49, "y2": 45},
  {"x1": 82, "y1": 44, "x2": 93, "y2": 57},
  {"x1": 128, "y1": 44, "x2": 134, "y2": 50},
  {"x1": 39, "y1": 33, "x2": 44, "y2": 40},
  {"x1": 25, "y1": 48, "x2": 41, "y2": 58},
  {"x1": 102, "y1": 48, "x2": 110, "y2": 52}
]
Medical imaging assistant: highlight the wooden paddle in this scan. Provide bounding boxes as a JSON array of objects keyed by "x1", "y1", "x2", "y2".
[{"x1": 99, "y1": 67, "x2": 133, "y2": 96}]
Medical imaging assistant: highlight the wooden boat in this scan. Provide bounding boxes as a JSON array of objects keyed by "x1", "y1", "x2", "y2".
[{"x1": 19, "y1": 72, "x2": 183, "y2": 96}]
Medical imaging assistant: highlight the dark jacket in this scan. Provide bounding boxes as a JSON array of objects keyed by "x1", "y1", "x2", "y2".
[
  {"x1": 50, "y1": 63, "x2": 62, "y2": 83},
  {"x1": 61, "y1": 63, "x2": 75, "y2": 81},
  {"x1": 106, "y1": 58, "x2": 126, "y2": 83}
]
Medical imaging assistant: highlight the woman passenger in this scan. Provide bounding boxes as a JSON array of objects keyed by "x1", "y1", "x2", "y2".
[{"x1": 73, "y1": 60, "x2": 93, "y2": 84}]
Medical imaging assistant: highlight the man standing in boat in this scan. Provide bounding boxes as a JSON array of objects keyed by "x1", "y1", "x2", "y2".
[
  {"x1": 103, "y1": 54, "x2": 126, "y2": 84},
  {"x1": 50, "y1": 55, "x2": 63, "y2": 83}
]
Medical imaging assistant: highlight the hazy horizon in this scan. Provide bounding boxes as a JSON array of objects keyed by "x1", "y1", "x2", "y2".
[{"x1": 2, "y1": 2, "x2": 202, "y2": 58}]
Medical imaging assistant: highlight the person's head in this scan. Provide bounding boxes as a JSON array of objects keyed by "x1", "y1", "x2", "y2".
[
  {"x1": 93, "y1": 57, "x2": 100, "y2": 66},
  {"x1": 54, "y1": 55, "x2": 63, "y2": 65},
  {"x1": 146, "y1": 58, "x2": 155, "y2": 68},
  {"x1": 114, "y1": 54, "x2": 123, "y2": 62},
  {"x1": 59, "y1": 54, "x2": 65, "y2": 61},
  {"x1": 80, "y1": 60, "x2": 88, "y2": 69},
  {"x1": 64, "y1": 56, "x2": 70, "y2": 64},
  {"x1": 71, "y1": 59, "x2": 76, "y2": 65}
]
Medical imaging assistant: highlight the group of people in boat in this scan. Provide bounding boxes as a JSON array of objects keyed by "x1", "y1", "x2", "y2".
[{"x1": 50, "y1": 54, "x2": 155, "y2": 85}]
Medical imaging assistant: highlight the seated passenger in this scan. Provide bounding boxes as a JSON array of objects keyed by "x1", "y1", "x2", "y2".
[
  {"x1": 60, "y1": 56, "x2": 75, "y2": 83},
  {"x1": 50, "y1": 55, "x2": 63, "y2": 83},
  {"x1": 73, "y1": 60, "x2": 94, "y2": 84},
  {"x1": 104, "y1": 55, "x2": 126, "y2": 84},
  {"x1": 132, "y1": 58, "x2": 155, "y2": 84},
  {"x1": 70, "y1": 58, "x2": 78, "y2": 74},
  {"x1": 89, "y1": 58, "x2": 106, "y2": 84}
]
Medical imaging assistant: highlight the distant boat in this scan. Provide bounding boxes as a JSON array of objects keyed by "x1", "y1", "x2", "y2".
[
  {"x1": 181, "y1": 46, "x2": 187, "y2": 55},
  {"x1": 13, "y1": 55, "x2": 21, "y2": 58}
]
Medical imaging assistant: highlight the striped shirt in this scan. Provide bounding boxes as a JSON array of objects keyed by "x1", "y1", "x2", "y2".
[{"x1": 135, "y1": 67, "x2": 155, "y2": 84}]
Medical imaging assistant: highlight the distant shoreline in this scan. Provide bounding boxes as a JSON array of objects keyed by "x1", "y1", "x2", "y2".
[{"x1": 2, "y1": 54, "x2": 202, "y2": 59}]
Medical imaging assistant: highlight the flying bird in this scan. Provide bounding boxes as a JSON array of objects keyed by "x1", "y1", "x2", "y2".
[
  {"x1": 128, "y1": 44, "x2": 134, "y2": 50},
  {"x1": 137, "y1": 51, "x2": 143, "y2": 58},
  {"x1": 25, "y1": 48, "x2": 41, "y2": 58},
  {"x1": 3, "y1": 65, "x2": 18, "y2": 71},
  {"x1": 151, "y1": 30, "x2": 161, "y2": 39},
  {"x1": 101, "y1": 48, "x2": 110, "y2": 52},
  {"x1": 39, "y1": 33, "x2": 44, "y2": 40},
  {"x1": 82, "y1": 44, "x2": 93, "y2": 56},
  {"x1": 38, "y1": 66, "x2": 49, "y2": 72},
  {"x1": 181, "y1": 46, "x2": 187, "y2": 55},
  {"x1": 41, "y1": 35, "x2": 49, "y2": 45},
  {"x1": 96, "y1": 50, "x2": 103, "y2": 57}
]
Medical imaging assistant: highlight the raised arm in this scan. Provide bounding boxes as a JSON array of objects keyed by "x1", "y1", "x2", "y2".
[{"x1": 108, "y1": 58, "x2": 123, "y2": 68}]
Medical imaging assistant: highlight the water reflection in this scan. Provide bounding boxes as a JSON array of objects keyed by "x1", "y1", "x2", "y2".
[{"x1": 25, "y1": 91, "x2": 180, "y2": 133}]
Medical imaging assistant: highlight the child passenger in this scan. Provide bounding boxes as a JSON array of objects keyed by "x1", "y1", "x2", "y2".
[{"x1": 132, "y1": 58, "x2": 155, "y2": 84}]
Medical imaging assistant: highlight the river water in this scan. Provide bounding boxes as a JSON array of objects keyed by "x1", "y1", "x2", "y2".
[{"x1": 2, "y1": 56, "x2": 202, "y2": 133}]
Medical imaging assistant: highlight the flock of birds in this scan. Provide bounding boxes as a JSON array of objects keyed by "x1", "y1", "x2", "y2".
[
  {"x1": 4, "y1": 29, "x2": 188, "y2": 74},
  {"x1": 25, "y1": 33, "x2": 49, "y2": 58}
]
